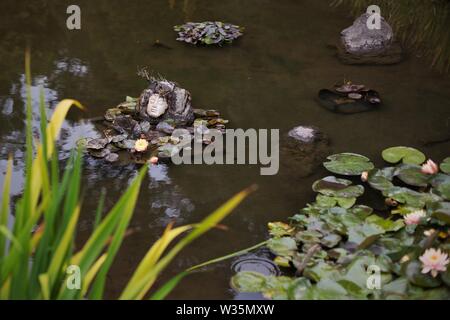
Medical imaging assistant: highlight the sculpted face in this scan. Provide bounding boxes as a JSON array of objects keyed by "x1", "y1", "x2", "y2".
[{"x1": 146, "y1": 94, "x2": 168, "y2": 118}]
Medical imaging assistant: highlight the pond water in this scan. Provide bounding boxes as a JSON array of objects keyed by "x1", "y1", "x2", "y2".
[{"x1": 0, "y1": 0, "x2": 449, "y2": 299}]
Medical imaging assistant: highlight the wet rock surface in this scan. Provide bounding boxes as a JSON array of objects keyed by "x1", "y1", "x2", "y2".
[
  {"x1": 317, "y1": 82, "x2": 382, "y2": 114},
  {"x1": 336, "y1": 13, "x2": 403, "y2": 65}
]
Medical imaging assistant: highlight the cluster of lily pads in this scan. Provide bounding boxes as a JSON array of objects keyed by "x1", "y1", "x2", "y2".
[
  {"x1": 231, "y1": 147, "x2": 450, "y2": 299},
  {"x1": 78, "y1": 96, "x2": 229, "y2": 163},
  {"x1": 174, "y1": 21, "x2": 244, "y2": 45}
]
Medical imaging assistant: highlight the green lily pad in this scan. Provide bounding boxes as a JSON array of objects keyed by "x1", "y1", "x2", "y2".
[
  {"x1": 312, "y1": 176, "x2": 364, "y2": 198},
  {"x1": 316, "y1": 195, "x2": 356, "y2": 209},
  {"x1": 365, "y1": 215, "x2": 404, "y2": 232},
  {"x1": 323, "y1": 153, "x2": 374, "y2": 176},
  {"x1": 395, "y1": 164, "x2": 430, "y2": 187},
  {"x1": 230, "y1": 271, "x2": 267, "y2": 292},
  {"x1": 428, "y1": 201, "x2": 450, "y2": 225},
  {"x1": 404, "y1": 261, "x2": 441, "y2": 288},
  {"x1": 304, "y1": 261, "x2": 340, "y2": 282},
  {"x1": 267, "y1": 237, "x2": 297, "y2": 257},
  {"x1": 367, "y1": 168, "x2": 396, "y2": 191},
  {"x1": 268, "y1": 222, "x2": 295, "y2": 237},
  {"x1": 431, "y1": 173, "x2": 450, "y2": 200},
  {"x1": 440, "y1": 157, "x2": 450, "y2": 174},
  {"x1": 383, "y1": 187, "x2": 439, "y2": 208},
  {"x1": 382, "y1": 146, "x2": 426, "y2": 165},
  {"x1": 321, "y1": 233, "x2": 342, "y2": 248}
]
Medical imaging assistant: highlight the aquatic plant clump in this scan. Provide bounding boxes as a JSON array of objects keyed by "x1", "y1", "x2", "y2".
[
  {"x1": 174, "y1": 21, "x2": 244, "y2": 45},
  {"x1": 81, "y1": 78, "x2": 229, "y2": 164},
  {"x1": 231, "y1": 147, "x2": 450, "y2": 300}
]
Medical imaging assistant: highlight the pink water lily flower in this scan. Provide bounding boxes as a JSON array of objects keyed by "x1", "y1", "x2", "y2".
[
  {"x1": 404, "y1": 210, "x2": 426, "y2": 225},
  {"x1": 419, "y1": 248, "x2": 449, "y2": 277},
  {"x1": 421, "y1": 159, "x2": 439, "y2": 175}
]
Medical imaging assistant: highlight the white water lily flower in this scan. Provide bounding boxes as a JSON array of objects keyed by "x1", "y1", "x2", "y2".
[
  {"x1": 404, "y1": 210, "x2": 426, "y2": 225},
  {"x1": 134, "y1": 139, "x2": 149, "y2": 152},
  {"x1": 420, "y1": 248, "x2": 449, "y2": 277},
  {"x1": 421, "y1": 159, "x2": 439, "y2": 175}
]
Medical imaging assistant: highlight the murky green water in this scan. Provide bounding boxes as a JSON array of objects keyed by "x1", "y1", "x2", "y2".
[{"x1": 0, "y1": 0, "x2": 449, "y2": 299}]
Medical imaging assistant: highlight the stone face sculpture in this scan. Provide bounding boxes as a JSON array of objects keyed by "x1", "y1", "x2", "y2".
[
  {"x1": 137, "y1": 79, "x2": 195, "y2": 126},
  {"x1": 341, "y1": 13, "x2": 393, "y2": 55},
  {"x1": 146, "y1": 94, "x2": 168, "y2": 118}
]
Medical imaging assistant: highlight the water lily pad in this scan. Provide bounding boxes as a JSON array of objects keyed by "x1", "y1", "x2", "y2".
[
  {"x1": 321, "y1": 233, "x2": 342, "y2": 248},
  {"x1": 428, "y1": 201, "x2": 450, "y2": 225},
  {"x1": 304, "y1": 262, "x2": 340, "y2": 282},
  {"x1": 268, "y1": 222, "x2": 295, "y2": 237},
  {"x1": 395, "y1": 164, "x2": 430, "y2": 187},
  {"x1": 316, "y1": 194, "x2": 356, "y2": 209},
  {"x1": 431, "y1": 173, "x2": 450, "y2": 200},
  {"x1": 267, "y1": 237, "x2": 297, "y2": 257},
  {"x1": 367, "y1": 168, "x2": 396, "y2": 191},
  {"x1": 384, "y1": 186, "x2": 441, "y2": 208},
  {"x1": 313, "y1": 176, "x2": 364, "y2": 198},
  {"x1": 404, "y1": 261, "x2": 441, "y2": 288},
  {"x1": 230, "y1": 271, "x2": 267, "y2": 292},
  {"x1": 440, "y1": 157, "x2": 450, "y2": 174},
  {"x1": 382, "y1": 147, "x2": 426, "y2": 165},
  {"x1": 323, "y1": 153, "x2": 374, "y2": 176}
]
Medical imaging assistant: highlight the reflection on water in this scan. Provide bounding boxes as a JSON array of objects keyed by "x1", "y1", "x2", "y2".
[{"x1": 0, "y1": 0, "x2": 449, "y2": 299}]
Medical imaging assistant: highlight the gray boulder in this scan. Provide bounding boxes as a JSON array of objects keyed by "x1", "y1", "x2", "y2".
[{"x1": 341, "y1": 13, "x2": 394, "y2": 55}]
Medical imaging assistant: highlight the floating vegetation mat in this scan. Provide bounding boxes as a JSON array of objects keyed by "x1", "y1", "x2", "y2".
[
  {"x1": 232, "y1": 148, "x2": 450, "y2": 299},
  {"x1": 174, "y1": 21, "x2": 244, "y2": 45},
  {"x1": 318, "y1": 81, "x2": 381, "y2": 114}
]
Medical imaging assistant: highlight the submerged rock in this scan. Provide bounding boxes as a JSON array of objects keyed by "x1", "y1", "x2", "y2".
[
  {"x1": 317, "y1": 82, "x2": 382, "y2": 114},
  {"x1": 280, "y1": 126, "x2": 330, "y2": 177}
]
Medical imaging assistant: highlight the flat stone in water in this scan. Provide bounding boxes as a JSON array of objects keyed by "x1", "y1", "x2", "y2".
[
  {"x1": 156, "y1": 121, "x2": 175, "y2": 134},
  {"x1": 105, "y1": 153, "x2": 119, "y2": 163},
  {"x1": 87, "y1": 138, "x2": 109, "y2": 150},
  {"x1": 89, "y1": 148, "x2": 111, "y2": 158}
]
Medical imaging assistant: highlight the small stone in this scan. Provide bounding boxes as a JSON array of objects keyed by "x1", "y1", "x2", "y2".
[
  {"x1": 105, "y1": 153, "x2": 119, "y2": 163},
  {"x1": 87, "y1": 138, "x2": 109, "y2": 150},
  {"x1": 156, "y1": 121, "x2": 175, "y2": 134}
]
